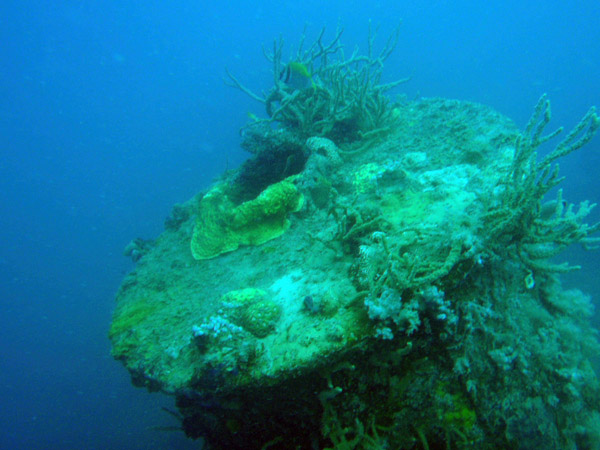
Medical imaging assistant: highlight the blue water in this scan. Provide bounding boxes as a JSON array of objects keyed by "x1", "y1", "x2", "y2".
[{"x1": 1, "y1": 1, "x2": 599, "y2": 448}]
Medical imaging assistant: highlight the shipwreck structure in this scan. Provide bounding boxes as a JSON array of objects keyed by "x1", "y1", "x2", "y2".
[{"x1": 110, "y1": 27, "x2": 600, "y2": 449}]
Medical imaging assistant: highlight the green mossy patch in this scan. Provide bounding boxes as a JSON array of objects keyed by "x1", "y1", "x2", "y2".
[{"x1": 109, "y1": 297, "x2": 160, "y2": 339}]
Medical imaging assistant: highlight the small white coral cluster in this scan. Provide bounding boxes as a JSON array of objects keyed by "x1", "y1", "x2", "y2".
[
  {"x1": 365, "y1": 286, "x2": 457, "y2": 340},
  {"x1": 192, "y1": 316, "x2": 244, "y2": 347},
  {"x1": 365, "y1": 288, "x2": 420, "y2": 339},
  {"x1": 420, "y1": 285, "x2": 457, "y2": 326}
]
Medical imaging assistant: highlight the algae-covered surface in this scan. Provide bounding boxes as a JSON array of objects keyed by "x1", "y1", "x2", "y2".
[
  {"x1": 110, "y1": 29, "x2": 600, "y2": 450},
  {"x1": 110, "y1": 97, "x2": 600, "y2": 449}
]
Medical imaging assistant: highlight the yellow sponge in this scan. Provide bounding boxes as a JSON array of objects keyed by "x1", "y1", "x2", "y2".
[{"x1": 191, "y1": 178, "x2": 303, "y2": 260}]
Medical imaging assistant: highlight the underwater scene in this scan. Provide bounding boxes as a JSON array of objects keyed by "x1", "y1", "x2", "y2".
[{"x1": 2, "y1": 2, "x2": 600, "y2": 450}]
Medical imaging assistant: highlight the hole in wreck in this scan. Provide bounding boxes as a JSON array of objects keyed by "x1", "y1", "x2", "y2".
[{"x1": 229, "y1": 137, "x2": 308, "y2": 204}]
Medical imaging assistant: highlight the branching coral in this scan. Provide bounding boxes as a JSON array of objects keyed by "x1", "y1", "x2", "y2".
[
  {"x1": 226, "y1": 23, "x2": 408, "y2": 140},
  {"x1": 484, "y1": 94, "x2": 600, "y2": 273}
]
